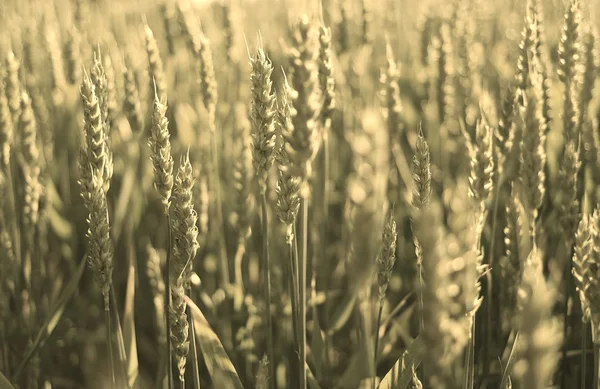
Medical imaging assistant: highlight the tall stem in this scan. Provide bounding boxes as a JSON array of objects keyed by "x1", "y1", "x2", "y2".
[
  {"x1": 372, "y1": 301, "x2": 384, "y2": 389},
  {"x1": 166, "y1": 214, "x2": 174, "y2": 389},
  {"x1": 261, "y1": 193, "x2": 275, "y2": 389},
  {"x1": 593, "y1": 324, "x2": 599, "y2": 389},
  {"x1": 582, "y1": 323, "x2": 588, "y2": 389},
  {"x1": 210, "y1": 129, "x2": 230, "y2": 286},
  {"x1": 299, "y1": 197, "x2": 308, "y2": 389},
  {"x1": 105, "y1": 298, "x2": 116, "y2": 389},
  {"x1": 483, "y1": 181, "x2": 502, "y2": 378},
  {"x1": 288, "y1": 239, "x2": 300, "y2": 356}
]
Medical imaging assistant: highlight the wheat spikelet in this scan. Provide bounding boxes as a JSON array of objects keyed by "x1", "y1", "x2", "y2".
[
  {"x1": 4, "y1": 51, "x2": 21, "y2": 126},
  {"x1": 0, "y1": 86, "x2": 12, "y2": 168},
  {"x1": 558, "y1": 0, "x2": 582, "y2": 143},
  {"x1": 148, "y1": 91, "x2": 174, "y2": 214},
  {"x1": 275, "y1": 75, "x2": 301, "y2": 243},
  {"x1": 318, "y1": 25, "x2": 335, "y2": 130},
  {"x1": 376, "y1": 208, "x2": 397, "y2": 302},
  {"x1": 161, "y1": 2, "x2": 177, "y2": 56},
  {"x1": 466, "y1": 118, "x2": 494, "y2": 205},
  {"x1": 578, "y1": 29, "x2": 597, "y2": 134},
  {"x1": 147, "y1": 244, "x2": 166, "y2": 345},
  {"x1": 233, "y1": 112, "x2": 255, "y2": 244},
  {"x1": 193, "y1": 30, "x2": 218, "y2": 128},
  {"x1": 169, "y1": 152, "x2": 198, "y2": 382},
  {"x1": 220, "y1": 2, "x2": 234, "y2": 64},
  {"x1": 499, "y1": 186, "x2": 527, "y2": 330},
  {"x1": 82, "y1": 169, "x2": 113, "y2": 309},
  {"x1": 514, "y1": 250, "x2": 563, "y2": 389},
  {"x1": 519, "y1": 74, "x2": 547, "y2": 222},
  {"x1": 81, "y1": 69, "x2": 111, "y2": 194},
  {"x1": 65, "y1": 26, "x2": 82, "y2": 85},
  {"x1": 411, "y1": 130, "x2": 431, "y2": 210},
  {"x1": 20, "y1": 92, "x2": 41, "y2": 233},
  {"x1": 572, "y1": 214, "x2": 594, "y2": 325},
  {"x1": 123, "y1": 58, "x2": 143, "y2": 136},
  {"x1": 145, "y1": 24, "x2": 167, "y2": 103},
  {"x1": 284, "y1": 15, "x2": 323, "y2": 183},
  {"x1": 249, "y1": 46, "x2": 277, "y2": 195},
  {"x1": 255, "y1": 355, "x2": 269, "y2": 389},
  {"x1": 555, "y1": 141, "x2": 580, "y2": 242}
]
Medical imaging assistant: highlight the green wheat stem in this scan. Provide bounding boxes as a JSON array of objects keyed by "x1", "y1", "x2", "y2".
[{"x1": 261, "y1": 193, "x2": 275, "y2": 389}]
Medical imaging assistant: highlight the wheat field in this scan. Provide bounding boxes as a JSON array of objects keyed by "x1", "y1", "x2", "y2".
[{"x1": 0, "y1": 0, "x2": 599, "y2": 388}]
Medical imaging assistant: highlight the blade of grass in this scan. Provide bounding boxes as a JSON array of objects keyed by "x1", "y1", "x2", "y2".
[
  {"x1": 122, "y1": 238, "x2": 139, "y2": 389},
  {"x1": 377, "y1": 335, "x2": 424, "y2": 389},
  {"x1": 325, "y1": 294, "x2": 357, "y2": 336},
  {"x1": 500, "y1": 331, "x2": 520, "y2": 389},
  {"x1": 188, "y1": 299, "x2": 202, "y2": 389},
  {"x1": 0, "y1": 371, "x2": 16, "y2": 389},
  {"x1": 185, "y1": 296, "x2": 243, "y2": 389},
  {"x1": 14, "y1": 257, "x2": 86, "y2": 380}
]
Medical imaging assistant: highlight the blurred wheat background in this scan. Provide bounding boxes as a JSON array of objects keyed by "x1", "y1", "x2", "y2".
[{"x1": 0, "y1": 0, "x2": 600, "y2": 388}]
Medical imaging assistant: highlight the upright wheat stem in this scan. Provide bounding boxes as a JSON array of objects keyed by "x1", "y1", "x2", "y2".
[
  {"x1": 299, "y1": 197, "x2": 308, "y2": 389},
  {"x1": 261, "y1": 193, "x2": 275, "y2": 389}
]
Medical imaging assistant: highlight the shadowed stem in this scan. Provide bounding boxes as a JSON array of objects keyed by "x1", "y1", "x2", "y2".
[
  {"x1": 288, "y1": 238, "x2": 300, "y2": 359},
  {"x1": 261, "y1": 193, "x2": 275, "y2": 389},
  {"x1": 372, "y1": 301, "x2": 384, "y2": 389},
  {"x1": 210, "y1": 128, "x2": 230, "y2": 287},
  {"x1": 300, "y1": 197, "x2": 308, "y2": 389},
  {"x1": 582, "y1": 323, "x2": 588, "y2": 389},
  {"x1": 593, "y1": 324, "x2": 599, "y2": 389},
  {"x1": 166, "y1": 213, "x2": 174, "y2": 389},
  {"x1": 105, "y1": 299, "x2": 116, "y2": 389}
]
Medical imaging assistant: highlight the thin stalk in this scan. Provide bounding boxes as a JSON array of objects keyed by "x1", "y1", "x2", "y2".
[
  {"x1": 563, "y1": 241, "x2": 574, "y2": 387},
  {"x1": 105, "y1": 300, "x2": 117, "y2": 389},
  {"x1": 261, "y1": 193, "x2": 275, "y2": 389},
  {"x1": 299, "y1": 197, "x2": 308, "y2": 389},
  {"x1": 166, "y1": 214, "x2": 174, "y2": 389},
  {"x1": 463, "y1": 315, "x2": 476, "y2": 389},
  {"x1": 210, "y1": 128, "x2": 230, "y2": 286},
  {"x1": 372, "y1": 301, "x2": 384, "y2": 389},
  {"x1": 111, "y1": 287, "x2": 130, "y2": 389},
  {"x1": 483, "y1": 181, "x2": 502, "y2": 378},
  {"x1": 288, "y1": 241, "x2": 300, "y2": 356},
  {"x1": 582, "y1": 323, "x2": 588, "y2": 389},
  {"x1": 593, "y1": 324, "x2": 599, "y2": 389},
  {"x1": 234, "y1": 241, "x2": 246, "y2": 310},
  {"x1": 293, "y1": 223, "x2": 302, "y2": 384}
]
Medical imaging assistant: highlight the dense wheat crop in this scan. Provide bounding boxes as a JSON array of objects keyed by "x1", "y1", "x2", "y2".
[{"x1": 2, "y1": 0, "x2": 600, "y2": 388}]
